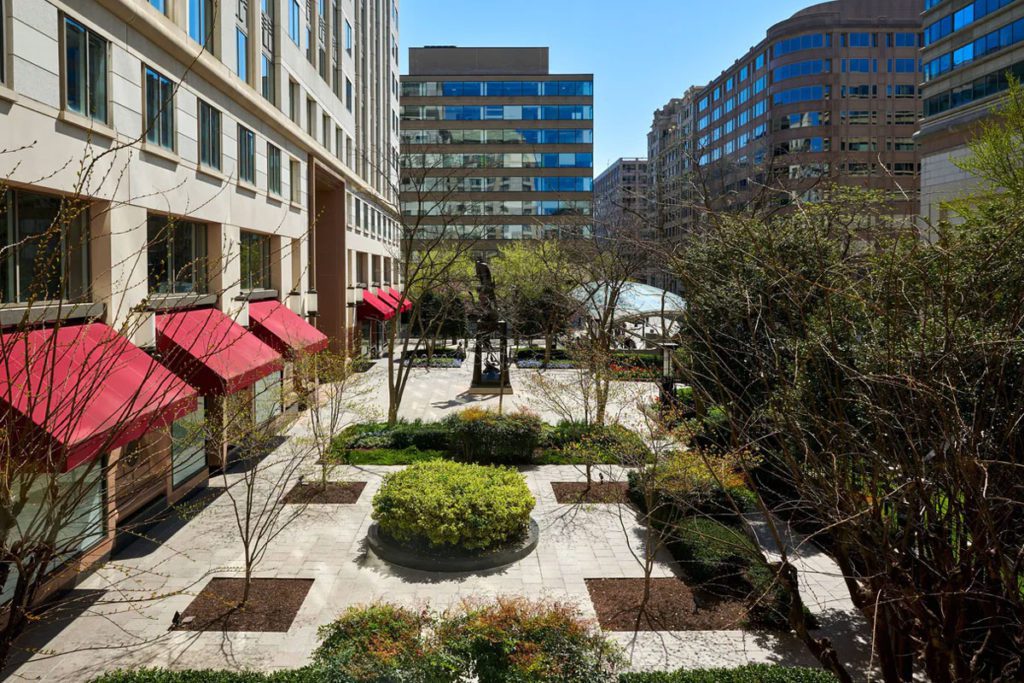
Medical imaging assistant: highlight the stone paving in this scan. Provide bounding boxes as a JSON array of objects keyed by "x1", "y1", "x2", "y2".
[{"x1": 5, "y1": 364, "x2": 869, "y2": 681}]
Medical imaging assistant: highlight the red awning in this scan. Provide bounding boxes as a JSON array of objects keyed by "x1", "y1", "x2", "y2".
[
  {"x1": 0, "y1": 322, "x2": 198, "y2": 472},
  {"x1": 248, "y1": 300, "x2": 329, "y2": 358},
  {"x1": 157, "y1": 308, "x2": 283, "y2": 395},
  {"x1": 376, "y1": 288, "x2": 401, "y2": 311},
  {"x1": 387, "y1": 287, "x2": 413, "y2": 313},
  {"x1": 357, "y1": 290, "x2": 396, "y2": 321}
]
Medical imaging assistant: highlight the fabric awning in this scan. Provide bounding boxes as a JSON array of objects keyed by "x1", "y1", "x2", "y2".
[
  {"x1": 157, "y1": 308, "x2": 283, "y2": 395},
  {"x1": 0, "y1": 322, "x2": 198, "y2": 472},
  {"x1": 387, "y1": 287, "x2": 412, "y2": 313},
  {"x1": 248, "y1": 300, "x2": 329, "y2": 358},
  {"x1": 376, "y1": 288, "x2": 402, "y2": 311},
  {"x1": 357, "y1": 290, "x2": 395, "y2": 321}
]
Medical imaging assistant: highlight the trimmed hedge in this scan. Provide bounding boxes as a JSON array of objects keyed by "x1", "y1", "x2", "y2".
[
  {"x1": 372, "y1": 460, "x2": 536, "y2": 550},
  {"x1": 619, "y1": 664, "x2": 837, "y2": 683},
  {"x1": 92, "y1": 670, "x2": 318, "y2": 682},
  {"x1": 442, "y1": 408, "x2": 543, "y2": 465},
  {"x1": 538, "y1": 421, "x2": 652, "y2": 465}
]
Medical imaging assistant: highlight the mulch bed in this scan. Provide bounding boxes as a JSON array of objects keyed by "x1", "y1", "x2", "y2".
[
  {"x1": 585, "y1": 577, "x2": 748, "y2": 631},
  {"x1": 172, "y1": 577, "x2": 314, "y2": 632},
  {"x1": 282, "y1": 481, "x2": 367, "y2": 504},
  {"x1": 551, "y1": 482, "x2": 630, "y2": 504}
]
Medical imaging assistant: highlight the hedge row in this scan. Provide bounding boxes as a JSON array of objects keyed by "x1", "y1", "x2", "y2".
[
  {"x1": 619, "y1": 664, "x2": 837, "y2": 683},
  {"x1": 333, "y1": 414, "x2": 651, "y2": 468},
  {"x1": 94, "y1": 663, "x2": 837, "y2": 683}
]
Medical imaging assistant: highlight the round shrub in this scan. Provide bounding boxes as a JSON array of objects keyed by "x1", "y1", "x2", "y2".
[{"x1": 372, "y1": 460, "x2": 536, "y2": 551}]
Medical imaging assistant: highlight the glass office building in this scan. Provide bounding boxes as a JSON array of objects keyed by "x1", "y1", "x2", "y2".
[{"x1": 400, "y1": 47, "x2": 594, "y2": 254}]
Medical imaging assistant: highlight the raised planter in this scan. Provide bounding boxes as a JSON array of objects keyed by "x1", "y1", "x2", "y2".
[{"x1": 367, "y1": 518, "x2": 540, "y2": 572}]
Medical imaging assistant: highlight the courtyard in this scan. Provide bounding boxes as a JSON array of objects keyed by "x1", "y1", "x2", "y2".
[{"x1": 4, "y1": 360, "x2": 869, "y2": 682}]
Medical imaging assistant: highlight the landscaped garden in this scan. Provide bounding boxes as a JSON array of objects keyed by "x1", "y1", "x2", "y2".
[
  {"x1": 92, "y1": 600, "x2": 837, "y2": 682},
  {"x1": 514, "y1": 348, "x2": 663, "y2": 380},
  {"x1": 328, "y1": 409, "x2": 650, "y2": 468}
]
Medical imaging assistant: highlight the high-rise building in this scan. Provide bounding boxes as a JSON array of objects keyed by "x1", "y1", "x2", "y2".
[
  {"x1": 400, "y1": 47, "x2": 594, "y2": 256},
  {"x1": 647, "y1": 90, "x2": 697, "y2": 240},
  {"x1": 918, "y1": 0, "x2": 1024, "y2": 223},
  {"x1": 0, "y1": 0, "x2": 400, "y2": 603},
  {"x1": 650, "y1": 0, "x2": 923, "y2": 232},
  {"x1": 595, "y1": 157, "x2": 650, "y2": 223}
]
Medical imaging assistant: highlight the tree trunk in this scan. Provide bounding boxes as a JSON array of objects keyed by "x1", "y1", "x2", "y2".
[{"x1": 777, "y1": 561, "x2": 854, "y2": 683}]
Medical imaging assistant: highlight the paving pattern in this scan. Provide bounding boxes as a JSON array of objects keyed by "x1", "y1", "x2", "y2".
[{"x1": 5, "y1": 364, "x2": 869, "y2": 681}]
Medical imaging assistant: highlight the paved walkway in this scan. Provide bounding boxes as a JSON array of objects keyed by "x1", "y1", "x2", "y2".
[{"x1": 5, "y1": 367, "x2": 868, "y2": 681}]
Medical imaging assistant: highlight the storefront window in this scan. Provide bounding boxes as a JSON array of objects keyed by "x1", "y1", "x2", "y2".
[
  {"x1": 253, "y1": 372, "x2": 282, "y2": 425},
  {"x1": 147, "y1": 215, "x2": 208, "y2": 294},
  {"x1": 171, "y1": 399, "x2": 206, "y2": 488},
  {"x1": 1, "y1": 462, "x2": 105, "y2": 604},
  {"x1": 1, "y1": 190, "x2": 90, "y2": 304}
]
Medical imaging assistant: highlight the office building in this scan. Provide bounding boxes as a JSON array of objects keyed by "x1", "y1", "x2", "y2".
[
  {"x1": 595, "y1": 157, "x2": 649, "y2": 224},
  {"x1": 0, "y1": 0, "x2": 400, "y2": 606},
  {"x1": 400, "y1": 47, "x2": 594, "y2": 255},
  {"x1": 647, "y1": 90, "x2": 697, "y2": 240},
  {"x1": 918, "y1": 0, "x2": 1024, "y2": 223},
  {"x1": 651, "y1": 0, "x2": 923, "y2": 231}
]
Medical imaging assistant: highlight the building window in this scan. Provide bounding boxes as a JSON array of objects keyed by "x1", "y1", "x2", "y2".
[
  {"x1": 344, "y1": 19, "x2": 352, "y2": 54},
  {"x1": 63, "y1": 17, "x2": 108, "y2": 124},
  {"x1": 149, "y1": 0, "x2": 167, "y2": 13},
  {"x1": 267, "y1": 144, "x2": 282, "y2": 195},
  {"x1": 171, "y1": 400, "x2": 206, "y2": 488},
  {"x1": 188, "y1": 0, "x2": 215, "y2": 50},
  {"x1": 322, "y1": 114, "x2": 330, "y2": 148},
  {"x1": 306, "y1": 98, "x2": 316, "y2": 137},
  {"x1": 240, "y1": 230, "x2": 271, "y2": 290},
  {"x1": 290, "y1": 158, "x2": 301, "y2": 204},
  {"x1": 0, "y1": 0, "x2": 5, "y2": 85},
  {"x1": 254, "y1": 371, "x2": 282, "y2": 424},
  {"x1": 0, "y1": 463, "x2": 106, "y2": 605},
  {"x1": 335, "y1": 126, "x2": 343, "y2": 159},
  {"x1": 144, "y1": 66, "x2": 175, "y2": 149},
  {"x1": 287, "y1": 0, "x2": 299, "y2": 45},
  {"x1": 288, "y1": 80, "x2": 300, "y2": 122},
  {"x1": 236, "y1": 28, "x2": 248, "y2": 81},
  {"x1": 237, "y1": 125, "x2": 256, "y2": 184},
  {"x1": 260, "y1": 0, "x2": 275, "y2": 102},
  {"x1": 1, "y1": 190, "x2": 90, "y2": 304},
  {"x1": 261, "y1": 54, "x2": 274, "y2": 101},
  {"x1": 345, "y1": 77, "x2": 353, "y2": 112},
  {"x1": 198, "y1": 100, "x2": 221, "y2": 170},
  {"x1": 146, "y1": 215, "x2": 207, "y2": 294}
]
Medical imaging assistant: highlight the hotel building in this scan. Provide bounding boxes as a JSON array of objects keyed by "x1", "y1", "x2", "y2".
[{"x1": 0, "y1": 0, "x2": 400, "y2": 607}]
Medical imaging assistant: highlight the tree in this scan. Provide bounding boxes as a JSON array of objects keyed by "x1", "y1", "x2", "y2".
[
  {"x1": 492, "y1": 241, "x2": 575, "y2": 364},
  {"x1": 667, "y1": 84, "x2": 1024, "y2": 682}
]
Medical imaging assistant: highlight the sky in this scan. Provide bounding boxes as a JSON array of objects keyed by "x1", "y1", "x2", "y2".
[{"x1": 400, "y1": 0, "x2": 814, "y2": 177}]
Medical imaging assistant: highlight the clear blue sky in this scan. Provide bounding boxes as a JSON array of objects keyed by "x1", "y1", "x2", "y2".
[{"x1": 401, "y1": 0, "x2": 814, "y2": 176}]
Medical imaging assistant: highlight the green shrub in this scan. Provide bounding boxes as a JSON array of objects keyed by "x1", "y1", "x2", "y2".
[
  {"x1": 619, "y1": 664, "x2": 837, "y2": 683},
  {"x1": 439, "y1": 597, "x2": 622, "y2": 682},
  {"x1": 372, "y1": 460, "x2": 535, "y2": 550},
  {"x1": 92, "y1": 668, "x2": 320, "y2": 682},
  {"x1": 442, "y1": 408, "x2": 542, "y2": 465},
  {"x1": 313, "y1": 603, "x2": 453, "y2": 681},
  {"x1": 537, "y1": 422, "x2": 651, "y2": 465},
  {"x1": 389, "y1": 421, "x2": 451, "y2": 451},
  {"x1": 344, "y1": 447, "x2": 446, "y2": 466}
]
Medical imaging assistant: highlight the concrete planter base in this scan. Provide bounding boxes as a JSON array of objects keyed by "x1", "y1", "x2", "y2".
[{"x1": 367, "y1": 519, "x2": 540, "y2": 572}]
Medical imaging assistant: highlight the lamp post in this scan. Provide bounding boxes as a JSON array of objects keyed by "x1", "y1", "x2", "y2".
[{"x1": 660, "y1": 342, "x2": 679, "y2": 411}]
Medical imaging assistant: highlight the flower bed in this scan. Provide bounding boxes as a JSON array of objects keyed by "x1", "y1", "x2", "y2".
[
  {"x1": 516, "y1": 358, "x2": 577, "y2": 369},
  {"x1": 372, "y1": 460, "x2": 535, "y2": 551},
  {"x1": 403, "y1": 356, "x2": 462, "y2": 368}
]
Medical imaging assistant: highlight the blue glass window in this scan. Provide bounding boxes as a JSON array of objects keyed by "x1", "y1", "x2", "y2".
[
  {"x1": 63, "y1": 17, "x2": 108, "y2": 124},
  {"x1": 188, "y1": 0, "x2": 214, "y2": 48},
  {"x1": 289, "y1": 0, "x2": 301, "y2": 45},
  {"x1": 236, "y1": 28, "x2": 248, "y2": 80}
]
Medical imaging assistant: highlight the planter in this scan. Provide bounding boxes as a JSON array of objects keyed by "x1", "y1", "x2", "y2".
[{"x1": 367, "y1": 518, "x2": 540, "y2": 572}]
